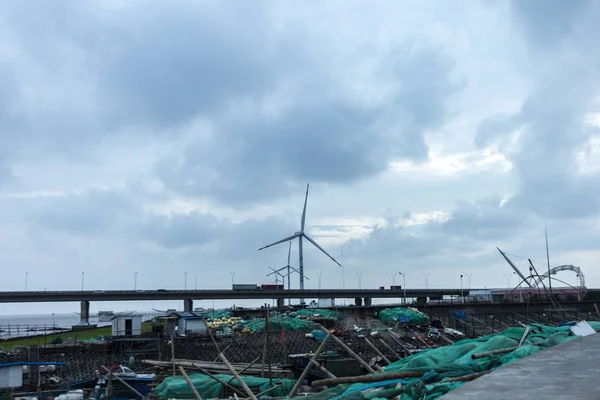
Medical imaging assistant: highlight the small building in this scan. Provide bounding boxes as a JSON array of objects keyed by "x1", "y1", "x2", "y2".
[
  {"x1": 0, "y1": 362, "x2": 66, "y2": 389},
  {"x1": 165, "y1": 312, "x2": 208, "y2": 336},
  {"x1": 111, "y1": 314, "x2": 143, "y2": 336}
]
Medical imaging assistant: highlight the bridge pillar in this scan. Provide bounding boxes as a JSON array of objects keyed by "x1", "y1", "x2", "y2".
[
  {"x1": 355, "y1": 297, "x2": 363, "y2": 306},
  {"x1": 363, "y1": 297, "x2": 372, "y2": 307},
  {"x1": 276, "y1": 298, "x2": 285, "y2": 309},
  {"x1": 184, "y1": 299, "x2": 193, "y2": 312},
  {"x1": 80, "y1": 300, "x2": 90, "y2": 325}
]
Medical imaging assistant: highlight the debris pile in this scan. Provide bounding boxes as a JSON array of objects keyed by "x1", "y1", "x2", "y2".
[
  {"x1": 303, "y1": 321, "x2": 600, "y2": 399},
  {"x1": 379, "y1": 307, "x2": 430, "y2": 325}
]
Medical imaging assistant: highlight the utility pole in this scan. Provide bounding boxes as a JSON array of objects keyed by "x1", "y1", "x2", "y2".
[
  {"x1": 460, "y1": 274, "x2": 464, "y2": 304},
  {"x1": 399, "y1": 272, "x2": 406, "y2": 305},
  {"x1": 134, "y1": 272, "x2": 138, "y2": 291}
]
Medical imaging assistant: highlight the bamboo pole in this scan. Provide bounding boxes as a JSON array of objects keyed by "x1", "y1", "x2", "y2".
[
  {"x1": 471, "y1": 346, "x2": 518, "y2": 359},
  {"x1": 170, "y1": 334, "x2": 176, "y2": 376},
  {"x1": 190, "y1": 364, "x2": 246, "y2": 398},
  {"x1": 518, "y1": 327, "x2": 531, "y2": 347},
  {"x1": 446, "y1": 370, "x2": 491, "y2": 382},
  {"x1": 378, "y1": 338, "x2": 402, "y2": 360},
  {"x1": 311, "y1": 370, "x2": 424, "y2": 387},
  {"x1": 218, "y1": 352, "x2": 258, "y2": 400},
  {"x1": 288, "y1": 331, "x2": 332, "y2": 398},
  {"x1": 178, "y1": 366, "x2": 203, "y2": 400},
  {"x1": 310, "y1": 358, "x2": 336, "y2": 379},
  {"x1": 256, "y1": 384, "x2": 282, "y2": 397},
  {"x1": 320, "y1": 327, "x2": 376, "y2": 373},
  {"x1": 364, "y1": 337, "x2": 391, "y2": 365},
  {"x1": 226, "y1": 356, "x2": 262, "y2": 384}
]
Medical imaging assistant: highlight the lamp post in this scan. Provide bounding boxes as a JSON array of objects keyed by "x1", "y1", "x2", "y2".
[
  {"x1": 390, "y1": 273, "x2": 397, "y2": 286},
  {"x1": 467, "y1": 274, "x2": 472, "y2": 289},
  {"x1": 460, "y1": 274, "x2": 464, "y2": 304},
  {"x1": 25, "y1": 272, "x2": 28, "y2": 291},
  {"x1": 81, "y1": 272, "x2": 84, "y2": 291},
  {"x1": 134, "y1": 272, "x2": 138, "y2": 291},
  {"x1": 317, "y1": 273, "x2": 322, "y2": 290},
  {"x1": 357, "y1": 273, "x2": 363, "y2": 289},
  {"x1": 423, "y1": 273, "x2": 430, "y2": 289},
  {"x1": 195, "y1": 276, "x2": 198, "y2": 290},
  {"x1": 230, "y1": 272, "x2": 235, "y2": 288},
  {"x1": 184, "y1": 272, "x2": 188, "y2": 290},
  {"x1": 399, "y1": 272, "x2": 407, "y2": 305}
]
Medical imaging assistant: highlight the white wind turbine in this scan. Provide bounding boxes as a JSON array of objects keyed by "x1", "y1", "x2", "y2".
[
  {"x1": 259, "y1": 183, "x2": 340, "y2": 302},
  {"x1": 267, "y1": 242, "x2": 310, "y2": 305}
]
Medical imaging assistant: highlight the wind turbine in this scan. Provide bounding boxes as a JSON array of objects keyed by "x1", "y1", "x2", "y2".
[
  {"x1": 259, "y1": 183, "x2": 341, "y2": 302},
  {"x1": 268, "y1": 242, "x2": 309, "y2": 305}
]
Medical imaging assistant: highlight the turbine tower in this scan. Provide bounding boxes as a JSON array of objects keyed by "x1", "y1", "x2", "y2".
[{"x1": 259, "y1": 183, "x2": 340, "y2": 300}]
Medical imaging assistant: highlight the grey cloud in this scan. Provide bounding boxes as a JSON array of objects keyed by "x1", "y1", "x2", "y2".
[
  {"x1": 35, "y1": 189, "x2": 136, "y2": 236},
  {"x1": 510, "y1": 0, "x2": 591, "y2": 49},
  {"x1": 475, "y1": 0, "x2": 600, "y2": 219},
  {"x1": 157, "y1": 44, "x2": 458, "y2": 205}
]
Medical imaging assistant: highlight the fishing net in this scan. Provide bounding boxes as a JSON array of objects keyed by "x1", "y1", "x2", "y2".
[
  {"x1": 303, "y1": 321, "x2": 600, "y2": 400},
  {"x1": 379, "y1": 308, "x2": 430, "y2": 325},
  {"x1": 242, "y1": 317, "x2": 319, "y2": 332},
  {"x1": 296, "y1": 308, "x2": 342, "y2": 321},
  {"x1": 207, "y1": 310, "x2": 233, "y2": 320},
  {"x1": 154, "y1": 372, "x2": 296, "y2": 399}
]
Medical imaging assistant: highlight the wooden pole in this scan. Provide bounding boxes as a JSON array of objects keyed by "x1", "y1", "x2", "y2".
[
  {"x1": 518, "y1": 327, "x2": 531, "y2": 347},
  {"x1": 310, "y1": 358, "x2": 336, "y2": 379},
  {"x1": 288, "y1": 331, "x2": 332, "y2": 398},
  {"x1": 171, "y1": 334, "x2": 176, "y2": 376},
  {"x1": 178, "y1": 366, "x2": 203, "y2": 400},
  {"x1": 378, "y1": 338, "x2": 402, "y2": 360},
  {"x1": 320, "y1": 327, "x2": 376, "y2": 373},
  {"x1": 218, "y1": 352, "x2": 258, "y2": 400},
  {"x1": 364, "y1": 337, "x2": 391, "y2": 365},
  {"x1": 255, "y1": 384, "x2": 282, "y2": 397},
  {"x1": 226, "y1": 356, "x2": 261, "y2": 384},
  {"x1": 102, "y1": 366, "x2": 146, "y2": 399},
  {"x1": 471, "y1": 346, "x2": 518, "y2": 359},
  {"x1": 311, "y1": 370, "x2": 424, "y2": 387},
  {"x1": 446, "y1": 370, "x2": 491, "y2": 382}
]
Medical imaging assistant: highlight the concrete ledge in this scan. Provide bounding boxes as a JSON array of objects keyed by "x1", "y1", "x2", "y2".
[{"x1": 443, "y1": 332, "x2": 600, "y2": 399}]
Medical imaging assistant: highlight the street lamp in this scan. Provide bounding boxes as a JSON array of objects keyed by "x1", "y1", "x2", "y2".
[
  {"x1": 467, "y1": 274, "x2": 472, "y2": 290},
  {"x1": 25, "y1": 272, "x2": 28, "y2": 291},
  {"x1": 390, "y1": 272, "x2": 397, "y2": 286},
  {"x1": 399, "y1": 272, "x2": 407, "y2": 305},
  {"x1": 184, "y1": 272, "x2": 188, "y2": 290},
  {"x1": 317, "y1": 273, "x2": 322, "y2": 290},
  {"x1": 81, "y1": 272, "x2": 85, "y2": 291},
  {"x1": 230, "y1": 272, "x2": 235, "y2": 288},
  {"x1": 134, "y1": 272, "x2": 138, "y2": 291},
  {"x1": 460, "y1": 274, "x2": 464, "y2": 304},
  {"x1": 357, "y1": 273, "x2": 363, "y2": 289},
  {"x1": 195, "y1": 276, "x2": 198, "y2": 290},
  {"x1": 423, "y1": 273, "x2": 430, "y2": 289}
]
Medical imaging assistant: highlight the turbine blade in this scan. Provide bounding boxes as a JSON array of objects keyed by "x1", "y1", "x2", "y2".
[
  {"x1": 300, "y1": 183, "x2": 309, "y2": 231},
  {"x1": 258, "y1": 233, "x2": 301, "y2": 251},
  {"x1": 303, "y1": 234, "x2": 342, "y2": 266},
  {"x1": 289, "y1": 266, "x2": 310, "y2": 280},
  {"x1": 287, "y1": 242, "x2": 292, "y2": 265}
]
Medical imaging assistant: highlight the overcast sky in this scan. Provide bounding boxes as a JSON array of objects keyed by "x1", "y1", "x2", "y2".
[{"x1": 1, "y1": 0, "x2": 600, "y2": 315}]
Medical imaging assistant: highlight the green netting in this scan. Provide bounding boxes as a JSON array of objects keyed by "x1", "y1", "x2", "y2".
[
  {"x1": 379, "y1": 308, "x2": 430, "y2": 325},
  {"x1": 154, "y1": 372, "x2": 296, "y2": 399},
  {"x1": 242, "y1": 317, "x2": 319, "y2": 332},
  {"x1": 207, "y1": 310, "x2": 233, "y2": 320},
  {"x1": 303, "y1": 322, "x2": 600, "y2": 400},
  {"x1": 296, "y1": 308, "x2": 342, "y2": 321}
]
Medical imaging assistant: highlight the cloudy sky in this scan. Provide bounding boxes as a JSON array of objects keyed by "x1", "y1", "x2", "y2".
[{"x1": 1, "y1": 0, "x2": 600, "y2": 315}]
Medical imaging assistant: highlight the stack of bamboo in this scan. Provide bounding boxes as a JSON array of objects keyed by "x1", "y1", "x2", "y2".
[{"x1": 143, "y1": 359, "x2": 291, "y2": 378}]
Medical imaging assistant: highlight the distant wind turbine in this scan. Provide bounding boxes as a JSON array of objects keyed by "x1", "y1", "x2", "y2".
[
  {"x1": 267, "y1": 242, "x2": 310, "y2": 305},
  {"x1": 259, "y1": 183, "x2": 340, "y2": 301}
]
